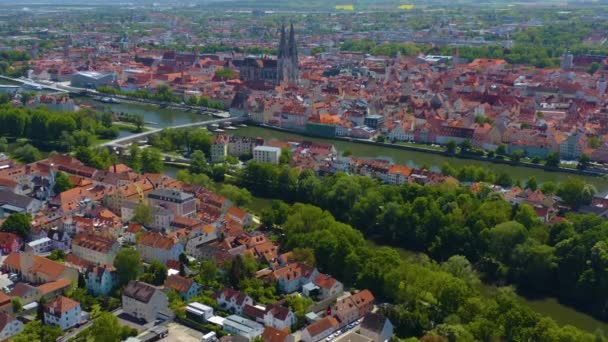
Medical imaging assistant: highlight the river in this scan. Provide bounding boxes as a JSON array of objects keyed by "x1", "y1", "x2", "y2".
[
  {"x1": 233, "y1": 126, "x2": 608, "y2": 193},
  {"x1": 92, "y1": 100, "x2": 608, "y2": 331}
]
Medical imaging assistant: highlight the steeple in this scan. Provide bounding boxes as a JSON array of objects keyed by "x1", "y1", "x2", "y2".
[{"x1": 276, "y1": 20, "x2": 298, "y2": 85}]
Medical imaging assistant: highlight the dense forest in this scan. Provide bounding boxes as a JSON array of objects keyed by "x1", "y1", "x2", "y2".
[{"x1": 228, "y1": 161, "x2": 608, "y2": 326}]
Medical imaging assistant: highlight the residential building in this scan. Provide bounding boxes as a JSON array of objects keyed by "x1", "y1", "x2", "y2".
[
  {"x1": 262, "y1": 326, "x2": 289, "y2": 342},
  {"x1": 137, "y1": 232, "x2": 184, "y2": 264},
  {"x1": 186, "y1": 302, "x2": 214, "y2": 322},
  {"x1": 312, "y1": 274, "x2": 344, "y2": 300},
  {"x1": 0, "y1": 312, "x2": 23, "y2": 340},
  {"x1": 148, "y1": 189, "x2": 197, "y2": 218},
  {"x1": 43, "y1": 296, "x2": 82, "y2": 330},
  {"x1": 0, "y1": 190, "x2": 42, "y2": 215},
  {"x1": 214, "y1": 288, "x2": 253, "y2": 315},
  {"x1": 360, "y1": 313, "x2": 394, "y2": 342},
  {"x1": 164, "y1": 274, "x2": 199, "y2": 301},
  {"x1": 253, "y1": 146, "x2": 282, "y2": 165},
  {"x1": 271, "y1": 263, "x2": 319, "y2": 294},
  {"x1": 0, "y1": 233, "x2": 21, "y2": 255},
  {"x1": 331, "y1": 290, "x2": 375, "y2": 327},
  {"x1": 301, "y1": 316, "x2": 339, "y2": 342},
  {"x1": 2, "y1": 247, "x2": 78, "y2": 284},
  {"x1": 122, "y1": 280, "x2": 171, "y2": 323},
  {"x1": 27, "y1": 237, "x2": 53, "y2": 255},
  {"x1": 227, "y1": 207, "x2": 253, "y2": 227},
  {"x1": 263, "y1": 304, "x2": 296, "y2": 330},
  {"x1": 85, "y1": 265, "x2": 118, "y2": 296},
  {"x1": 71, "y1": 233, "x2": 120, "y2": 266},
  {"x1": 212, "y1": 135, "x2": 229, "y2": 162},
  {"x1": 223, "y1": 315, "x2": 265, "y2": 340}
]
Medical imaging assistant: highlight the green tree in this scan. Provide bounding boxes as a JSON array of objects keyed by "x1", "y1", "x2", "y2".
[
  {"x1": 198, "y1": 260, "x2": 219, "y2": 288},
  {"x1": 89, "y1": 312, "x2": 122, "y2": 342},
  {"x1": 141, "y1": 147, "x2": 164, "y2": 173},
  {"x1": 290, "y1": 247, "x2": 316, "y2": 266},
  {"x1": 220, "y1": 184, "x2": 253, "y2": 207},
  {"x1": 525, "y1": 176, "x2": 538, "y2": 191},
  {"x1": 11, "y1": 297, "x2": 22, "y2": 313},
  {"x1": 128, "y1": 144, "x2": 142, "y2": 173},
  {"x1": 510, "y1": 150, "x2": 523, "y2": 162},
  {"x1": 12, "y1": 144, "x2": 41, "y2": 163},
  {"x1": 189, "y1": 150, "x2": 210, "y2": 175},
  {"x1": 546, "y1": 152, "x2": 560, "y2": 168},
  {"x1": 13, "y1": 320, "x2": 62, "y2": 342},
  {"x1": 588, "y1": 62, "x2": 600, "y2": 75},
  {"x1": 53, "y1": 171, "x2": 73, "y2": 194},
  {"x1": 578, "y1": 154, "x2": 591, "y2": 170},
  {"x1": 541, "y1": 181, "x2": 558, "y2": 195},
  {"x1": 141, "y1": 260, "x2": 168, "y2": 285},
  {"x1": 557, "y1": 178, "x2": 596, "y2": 208},
  {"x1": 446, "y1": 140, "x2": 457, "y2": 154},
  {"x1": 114, "y1": 248, "x2": 141, "y2": 286},
  {"x1": 488, "y1": 221, "x2": 527, "y2": 262},
  {"x1": 496, "y1": 144, "x2": 507, "y2": 155},
  {"x1": 132, "y1": 202, "x2": 153, "y2": 226},
  {"x1": 1, "y1": 212, "x2": 31, "y2": 238}
]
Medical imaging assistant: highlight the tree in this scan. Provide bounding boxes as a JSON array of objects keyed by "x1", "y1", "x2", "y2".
[
  {"x1": 525, "y1": 176, "x2": 537, "y2": 191},
  {"x1": 440, "y1": 255, "x2": 479, "y2": 287},
  {"x1": 198, "y1": 260, "x2": 219, "y2": 287},
  {"x1": 141, "y1": 260, "x2": 168, "y2": 285},
  {"x1": 189, "y1": 150, "x2": 210, "y2": 175},
  {"x1": 578, "y1": 154, "x2": 591, "y2": 170},
  {"x1": 89, "y1": 312, "x2": 122, "y2": 342},
  {"x1": 141, "y1": 147, "x2": 164, "y2": 173},
  {"x1": 488, "y1": 221, "x2": 527, "y2": 262},
  {"x1": 53, "y1": 171, "x2": 73, "y2": 194},
  {"x1": 376, "y1": 134, "x2": 386, "y2": 143},
  {"x1": 459, "y1": 139, "x2": 472, "y2": 154},
  {"x1": 290, "y1": 247, "x2": 316, "y2": 266},
  {"x1": 13, "y1": 321, "x2": 63, "y2": 342},
  {"x1": 132, "y1": 202, "x2": 152, "y2": 226},
  {"x1": 1, "y1": 212, "x2": 31, "y2": 238},
  {"x1": 131, "y1": 114, "x2": 145, "y2": 132},
  {"x1": 128, "y1": 144, "x2": 142, "y2": 173},
  {"x1": 446, "y1": 140, "x2": 456, "y2": 154},
  {"x1": 12, "y1": 144, "x2": 41, "y2": 163},
  {"x1": 114, "y1": 248, "x2": 141, "y2": 286},
  {"x1": 220, "y1": 184, "x2": 253, "y2": 207},
  {"x1": 557, "y1": 178, "x2": 596, "y2": 208},
  {"x1": 496, "y1": 144, "x2": 507, "y2": 155},
  {"x1": 11, "y1": 297, "x2": 22, "y2": 313},
  {"x1": 342, "y1": 149, "x2": 353, "y2": 157},
  {"x1": 226, "y1": 254, "x2": 258, "y2": 288},
  {"x1": 545, "y1": 152, "x2": 560, "y2": 168},
  {"x1": 540, "y1": 181, "x2": 557, "y2": 195},
  {"x1": 510, "y1": 150, "x2": 523, "y2": 162}
]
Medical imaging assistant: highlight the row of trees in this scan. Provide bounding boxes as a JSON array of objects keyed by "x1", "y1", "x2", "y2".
[
  {"x1": 97, "y1": 84, "x2": 225, "y2": 109},
  {"x1": 268, "y1": 202, "x2": 600, "y2": 340},
  {"x1": 231, "y1": 161, "x2": 607, "y2": 321}
]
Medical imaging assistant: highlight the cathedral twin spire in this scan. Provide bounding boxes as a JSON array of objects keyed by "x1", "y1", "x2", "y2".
[{"x1": 278, "y1": 22, "x2": 299, "y2": 85}]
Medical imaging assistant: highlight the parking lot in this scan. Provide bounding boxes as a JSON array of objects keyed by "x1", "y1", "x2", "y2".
[{"x1": 161, "y1": 322, "x2": 203, "y2": 342}]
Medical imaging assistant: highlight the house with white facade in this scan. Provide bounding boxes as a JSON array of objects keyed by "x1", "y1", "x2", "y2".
[
  {"x1": 253, "y1": 146, "x2": 281, "y2": 165},
  {"x1": 223, "y1": 315, "x2": 265, "y2": 340},
  {"x1": 214, "y1": 288, "x2": 253, "y2": 315},
  {"x1": 271, "y1": 263, "x2": 319, "y2": 294},
  {"x1": 71, "y1": 233, "x2": 120, "y2": 266},
  {"x1": 85, "y1": 265, "x2": 118, "y2": 296},
  {"x1": 360, "y1": 313, "x2": 394, "y2": 342},
  {"x1": 43, "y1": 296, "x2": 82, "y2": 331},
  {"x1": 263, "y1": 304, "x2": 296, "y2": 330},
  {"x1": 164, "y1": 274, "x2": 199, "y2": 301},
  {"x1": 0, "y1": 312, "x2": 23, "y2": 340},
  {"x1": 136, "y1": 232, "x2": 184, "y2": 264},
  {"x1": 122, "y1": 280, "x2": 172, "y2": 323}
]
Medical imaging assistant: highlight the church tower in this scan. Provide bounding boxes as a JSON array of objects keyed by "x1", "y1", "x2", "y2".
[{"x1": 277, "y1": 21, "x2": 299, "y2": 85}]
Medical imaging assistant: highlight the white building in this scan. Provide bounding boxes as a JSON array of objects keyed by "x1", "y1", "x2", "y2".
[
  {"x1": 301, "y1": 316, "x2": 339, "y2": 342},
  {"x1": 253, "y1": 146, "x2": 281, "y2": 165},
  {"x1": 0, "y1": 312, "x2": 23, "y2": 340},
  {"x1": 43, "y1": 296, "x2": 82, "y2": 331},
  {"x1": 186, "y1": 302, "x2": 214, "y2": 322},
  {"x1": 360, "y1": 313, "x2": 394, "y2": 342},
  {"x1": 27, "y1": 237, "x2": 52, "y2": 254},
  {"x1": 223, "y1": 315, "x2": 264, "y2": 340},
  {"x1": 122, "y1": 280, "x2": 172, "y2": 323}
]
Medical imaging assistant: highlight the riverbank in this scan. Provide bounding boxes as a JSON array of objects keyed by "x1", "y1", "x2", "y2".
[
  {"x1": 234, "y1": 125, "x2": 608, "y2": 192},
  {"x1": 251, "y1": 123, "x2": 606, "y2": 178}
]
